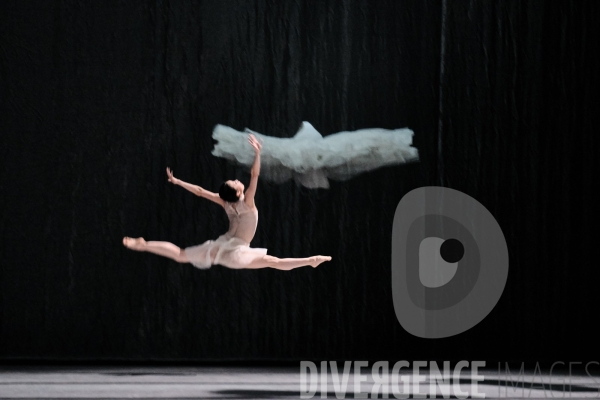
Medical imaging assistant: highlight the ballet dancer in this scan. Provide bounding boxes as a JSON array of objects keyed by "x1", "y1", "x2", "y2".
[{"x1": 123, "y1": 134, "x2": 332, "y2": 270}]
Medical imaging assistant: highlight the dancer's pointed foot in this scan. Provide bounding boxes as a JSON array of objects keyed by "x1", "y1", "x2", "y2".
[
  {"x1": 309, "y1": 256, "x2": 332, "y2": 268},
  {"x1": 123, "y1": 237, "x2": 146, "y2": 251}
]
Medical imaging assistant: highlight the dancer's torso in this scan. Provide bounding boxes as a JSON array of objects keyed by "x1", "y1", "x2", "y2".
[{"x1": 223, "y1": 200, "x2": 258, "y2": 244}]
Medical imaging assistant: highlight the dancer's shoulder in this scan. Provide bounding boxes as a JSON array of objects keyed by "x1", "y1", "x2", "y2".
[
  {"x1": 224, "y1": 200, "x2": 257, "y2": 214},
  {"x1": 243, "y1": 199, "x2": 258, "y2": 212}
]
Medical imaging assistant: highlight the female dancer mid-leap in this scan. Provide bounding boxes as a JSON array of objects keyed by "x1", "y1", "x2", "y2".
[{"x1": 123, "y1": 134, "x2": 332, "y2": 270}]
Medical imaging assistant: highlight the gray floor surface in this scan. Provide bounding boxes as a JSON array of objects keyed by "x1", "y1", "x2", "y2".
[{"x1": 0, "y1": 365, "x2": 598, "y2": 399}]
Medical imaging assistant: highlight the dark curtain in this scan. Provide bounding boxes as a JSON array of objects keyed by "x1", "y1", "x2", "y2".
[{"x1": 1, "y1": 0, "x2": 598, "y2": 362}]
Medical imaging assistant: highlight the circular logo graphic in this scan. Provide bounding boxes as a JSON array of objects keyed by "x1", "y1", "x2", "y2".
[{"x1": 391, "y1": 187, "x2": 509, "y2": 338}]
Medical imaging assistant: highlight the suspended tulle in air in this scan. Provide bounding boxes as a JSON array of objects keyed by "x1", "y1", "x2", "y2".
[{"x1": 211, "y1": 121, "x2": 419, "y2": 189}]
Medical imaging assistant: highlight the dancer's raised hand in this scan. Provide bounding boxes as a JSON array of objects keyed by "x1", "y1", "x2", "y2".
[
  {"x1": 166, "y1": 167, "x2": 179, "y2": 185},
  {"x1": 247, "y1": 134, "x2": 262, "y2": 154}
]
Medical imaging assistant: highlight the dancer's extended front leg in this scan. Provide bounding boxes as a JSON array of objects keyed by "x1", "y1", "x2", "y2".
[
  {"x1": 247, "y1": 254, "x2": 332, "y2": 270},
  {"x1": 123, "y1": 237, "x2": 189, "y2": 263}
]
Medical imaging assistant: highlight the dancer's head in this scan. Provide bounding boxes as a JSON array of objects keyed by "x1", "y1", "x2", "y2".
[{"x1": 219, "y1": 180, "x2": 244, "y2": 202}]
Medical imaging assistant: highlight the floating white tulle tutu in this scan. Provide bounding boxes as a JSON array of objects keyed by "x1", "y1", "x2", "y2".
[{"x1": 211, "y1": 122, "x2": 419, "y2": 189}]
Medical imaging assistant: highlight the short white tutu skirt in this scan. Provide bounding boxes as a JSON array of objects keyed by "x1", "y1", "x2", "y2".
[{"x1": 184, "y1": 234, "x2": 268, "y2": 270}]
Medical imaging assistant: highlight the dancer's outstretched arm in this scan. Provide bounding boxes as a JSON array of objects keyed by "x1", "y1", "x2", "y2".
[
  {"x1": 244, "y1": 135, "x2": 262, "y2": 208},
  {"x1": 166, "y1": 167, "x2": 225, "y2": 207}
]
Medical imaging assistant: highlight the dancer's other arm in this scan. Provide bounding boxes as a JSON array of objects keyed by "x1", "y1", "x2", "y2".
[
  {"x1": 166, "y1": 167, "x2": 225, "y2": 207},
  {"x1": 244, "y1": 134, "x2": 262, "y2": 208}
]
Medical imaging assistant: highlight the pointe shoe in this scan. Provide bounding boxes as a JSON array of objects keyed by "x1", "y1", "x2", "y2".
[
  {"x1": 123, "y1": 237, "x2": 146, "y2": 251},
  {"x1": 310, "y1": 256, "x2": 332, "y2": 268}
]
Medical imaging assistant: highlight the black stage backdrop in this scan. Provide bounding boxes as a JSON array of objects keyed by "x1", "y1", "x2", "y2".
[{"x1": 1, "y1": 0, "x2": 599, "y2": 363}]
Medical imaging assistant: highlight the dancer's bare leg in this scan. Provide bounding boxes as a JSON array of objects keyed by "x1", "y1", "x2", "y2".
[
  {"x1": 246, "y1": 254, "x2": 332, "y2": 270},
  {"x1": 123, "y1": 237, "x2": 189, "y2": 263}
]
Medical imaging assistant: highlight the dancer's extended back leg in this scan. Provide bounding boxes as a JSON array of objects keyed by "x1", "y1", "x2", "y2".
[{"x1": 123, "y1": 237, "x2": 189, "y2": 263}]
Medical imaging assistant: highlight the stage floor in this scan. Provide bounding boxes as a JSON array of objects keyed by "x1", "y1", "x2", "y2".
[{"x1": 0, "y1": 365, "x2": 598, "y2": 399}]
